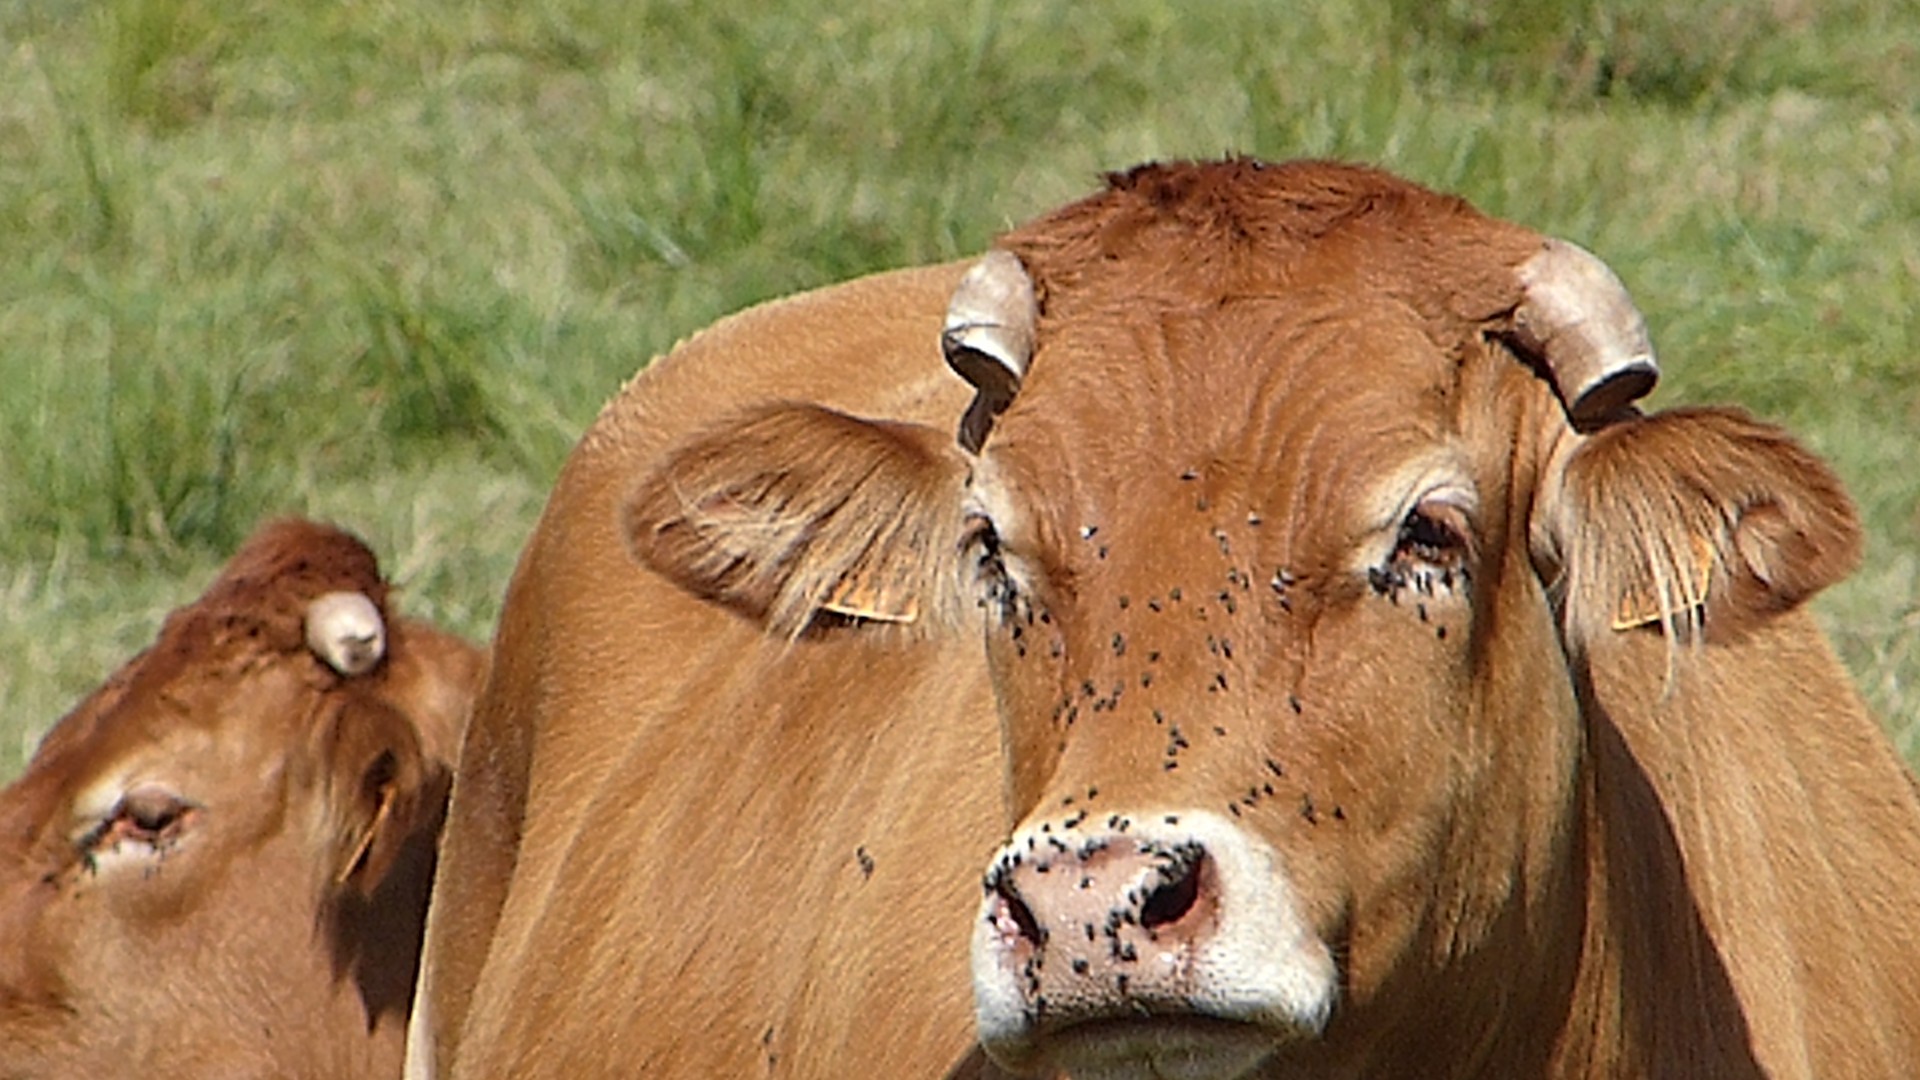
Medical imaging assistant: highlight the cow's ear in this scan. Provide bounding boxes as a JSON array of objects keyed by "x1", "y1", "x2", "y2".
[
  {"x1": 623, "y1": 402, "x2": 970, "y2": 638},
  {"x1": 1538, "y1": 405, "x2": 1861, "y2": 647},
  {"x1": 316, "y1": 696, "x2": 437, "y2": 895}
]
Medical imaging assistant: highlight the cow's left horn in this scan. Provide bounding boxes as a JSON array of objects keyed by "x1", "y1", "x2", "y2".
[
  {"x1": 944, "y1": 250, "x2": 1038, "y2": 453},
  {"x1": 306, "y1": 591, "x2": 387, "y2": 677},
  {"x1": 1512, "y1": 238, "x2": 1659, "y2": 430}
]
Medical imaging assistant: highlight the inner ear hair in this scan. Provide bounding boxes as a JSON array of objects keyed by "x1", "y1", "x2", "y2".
[
  {"x1": 623, "y1": 402, "x2": 970, "y2": 638},
  {"x1": 1549, "y1": 405, "x2": 1861, "y2": 647},
  {"x1": 315, "y1": 697, "x2": 431, "y2": 894}
]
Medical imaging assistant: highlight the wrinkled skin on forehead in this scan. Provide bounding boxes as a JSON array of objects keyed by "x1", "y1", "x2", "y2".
[{"x1": 0, "y1": 519, "x2": 483, "y2": 1080}]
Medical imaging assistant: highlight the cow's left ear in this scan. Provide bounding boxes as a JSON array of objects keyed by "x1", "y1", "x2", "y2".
[
  {"x1": 1537, "y1": 405, "x2": 1861, "y2": 646},
  {"x1": 315, "y1": 696, "x2": 437, "y2": 895},
  {"x1": 623, "y1": 402, "x2": 971, "y2": 638}
]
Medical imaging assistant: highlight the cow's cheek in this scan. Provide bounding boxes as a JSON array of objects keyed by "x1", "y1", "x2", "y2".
[
  {"x1": 1281, "y1": 607, "x2": 1478, "y2": 986},
  {"x1": 982, "y1": 613, "x2": 1069, "y2": 821}
]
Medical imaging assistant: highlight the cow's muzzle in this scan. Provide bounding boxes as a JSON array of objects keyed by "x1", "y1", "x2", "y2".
[{"x1": 971, "y1": 810, "x2": 1336, "y2": 1079}]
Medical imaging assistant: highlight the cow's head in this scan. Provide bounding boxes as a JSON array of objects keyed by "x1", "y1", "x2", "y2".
[
  {"x1": 623, "y1": 160, "x2": 1859, "y2": 1078},
  {"x1": 0, "y1": 519, "x2": 484, "y2": 1079}
]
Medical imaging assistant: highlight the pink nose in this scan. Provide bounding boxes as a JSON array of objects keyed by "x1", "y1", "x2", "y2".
[
  {"x1": 982, "y1": 834, "x2": 1219, "y2": 1021},
  {"x1": 972, "y1": 812, "x2": 1338, "y2": 1076}
]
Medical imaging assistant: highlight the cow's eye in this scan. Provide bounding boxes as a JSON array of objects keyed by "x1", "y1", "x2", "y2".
[
  {"x1": 1394, "y1": 502, "x2": 1470, "y2": 566},
  {"x1": 968, "y1": 515, "x2": 1008, "y2": 574},
  {"x1": 79, "y1": 784, "x2": 197, "y2": 864},
  {"x1": 1369, "y1": 499, "x2": 1474, "y2": 602},
  {"x1": 117, "y1": 785, "x2": 192, "y2": 842}
]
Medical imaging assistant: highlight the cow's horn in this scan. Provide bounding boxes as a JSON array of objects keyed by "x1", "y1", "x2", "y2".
[
  {"x1": 944, "y1": 250, "x2": 1038, "y2": 453},
  {"x1": 1512, "y1": 238, "x2": 1659, "y2": 430},
  {"x1": 305, "y1": 591, "x2": 387, "y2": 677}
]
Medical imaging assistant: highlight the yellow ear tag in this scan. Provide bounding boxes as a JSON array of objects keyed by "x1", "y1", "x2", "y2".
[
  {"x1": 1611, "y1": 532, "x2": 1715, "y2": 632},
  {"x1": 820, "y1": 561, "x2": 920, "y2": 624},
  {"x1": 335, "y1": 786, "x2": 394, "y2": 886}
]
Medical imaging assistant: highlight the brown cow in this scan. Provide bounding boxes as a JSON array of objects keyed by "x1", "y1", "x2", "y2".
[
  {"x1": 418, "y1": 160, "x2": 1920, "y2": 1079},
  {"x1": 0, "y1": 518, "x2": 485, "y2": 1080}
]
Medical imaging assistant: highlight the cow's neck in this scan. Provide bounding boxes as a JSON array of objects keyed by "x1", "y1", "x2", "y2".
[
  {"x1": 1549, "y1": 613, "x2": 1920, "y2": 1079},
  {"x1": 1337, "y1": 640, "x2": 1780, "y2": 1079},
  {"x1": 1351, "y1": 614, "x2": 1889, "y2": 1076},
  {"x1": 1548, "y1": 701, "x2": 1773, "y2": 1079}
]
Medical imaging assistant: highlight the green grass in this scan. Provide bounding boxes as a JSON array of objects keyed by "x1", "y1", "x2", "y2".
[{"x1": 2, "y1": 0, "x2": 1916, "y2": 778}]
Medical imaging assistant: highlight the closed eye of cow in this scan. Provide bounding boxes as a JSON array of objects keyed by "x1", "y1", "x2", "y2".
[
  {"x1": 964, "y1": 513, "x2": 1010, "y2": 591},
  {"x1": 966, "y1": 509, "x2": 1051, "y2": 630},
  {"x1": 74, "y1": 783, "x2": 198, "y2": 869}
]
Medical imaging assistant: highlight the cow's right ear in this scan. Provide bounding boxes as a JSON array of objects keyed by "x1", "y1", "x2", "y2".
[{"x1": 623, "y1": 403, "x2": 971, "y2": 638}]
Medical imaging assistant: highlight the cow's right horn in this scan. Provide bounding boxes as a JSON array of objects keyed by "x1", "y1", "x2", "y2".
[
  {"x1": 1511, "y1": 238, "x2": 1659, "y2": 431},
  {"x1": 306, "y1": 591, "x2": 387, "y2": 677},
  {"x1": 944, "y1": 250, "x2": 1038, "y2": 453}
]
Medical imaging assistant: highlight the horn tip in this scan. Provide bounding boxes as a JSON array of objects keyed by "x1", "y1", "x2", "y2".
[
  {"x1": 306, "y1": 590, "x2": 387, "y2": 677},
  {"x1": 1567, "y1": 359, "x2": 1659, "y2": 430}
]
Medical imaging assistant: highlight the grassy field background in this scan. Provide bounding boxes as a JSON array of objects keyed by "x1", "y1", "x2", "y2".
[{"x1": 1, "y1": 0, "x2": 1915, "y2": 778}]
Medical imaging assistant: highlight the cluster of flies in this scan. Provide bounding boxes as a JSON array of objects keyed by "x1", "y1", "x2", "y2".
[
  {"x1": 982, "y1": 824, "x2": 1209, "y2": 1013},
  {"x1": 993, "y1": 462, "x2": 1364, "y2": 871}
]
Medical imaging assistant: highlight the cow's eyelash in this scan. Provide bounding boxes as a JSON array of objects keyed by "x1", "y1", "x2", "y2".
[
  {"x1": 1367, "y1": 499, "x2": 1475, "y2": 601},
  {"x1": 963, "y1": 513, "x2": 1002, "y2": 570},
  {"x1": 1393, "y1": 501, "x2": 1473, "y2": 567}
]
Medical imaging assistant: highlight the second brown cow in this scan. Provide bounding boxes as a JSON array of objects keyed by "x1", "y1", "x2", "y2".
[{"x1": 0, "y1": 518, "x2": 484, "y2": 1080}]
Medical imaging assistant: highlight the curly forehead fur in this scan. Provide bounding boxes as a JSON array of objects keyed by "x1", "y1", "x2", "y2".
[
  {"x1": 149, "y1": 518, "x2": 391, "y2": 669},
  {"x1": 1000, "y1": 158, "x2": 1541, "y2": 325},
  {"x1": 38, "y1": 520, "x2": 393, "y2": 762},
  {"x1": 187, "y1": 518, "x2": 389, "y2": 632}
]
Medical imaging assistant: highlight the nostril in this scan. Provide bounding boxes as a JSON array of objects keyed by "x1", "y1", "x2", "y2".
[
  {"x1": 994, "y1": 879, "x2": 1047, "y2": 947},
  {"x1": 1139, "y1": 847, "x2": 1205, "y2": 930}
]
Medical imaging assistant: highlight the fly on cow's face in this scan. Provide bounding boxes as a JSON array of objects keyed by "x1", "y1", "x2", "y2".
[{"x1": 968, "y1": 513, "x2": 1041, "y2": 629}]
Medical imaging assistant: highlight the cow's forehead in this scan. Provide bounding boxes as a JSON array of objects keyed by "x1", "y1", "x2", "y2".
[
  {"x1": 982, "y1": 300, "x2": 1478, "y2": 558},
  {"x1": 1001, "y1": 159, "x2": 1538, "y2": 322},
  {"x1": 28, "y1": 631, "x2": 309, "y2": 791},
  {"x1": 966, "y1": 165, "x2": 1542, "y2": 586},
  {"x1": 32, "y1": 522, "x2": 392, "y2": 770},
  {"x1": 21, "y1": 538, "x2": 405, "y2": 820}
]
